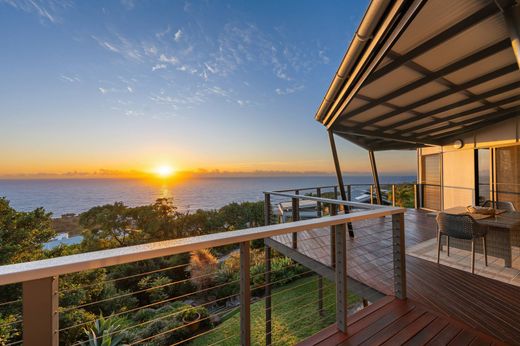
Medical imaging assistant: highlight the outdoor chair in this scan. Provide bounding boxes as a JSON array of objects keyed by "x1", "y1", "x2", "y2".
[
  {"x1": 436, "y1": 212, "x2": 488, "y2": 274},
  {"x1": 482, "y1": 200, "x2": 516, "y2": 212}
]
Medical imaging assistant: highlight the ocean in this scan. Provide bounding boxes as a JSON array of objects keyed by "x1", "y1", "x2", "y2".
[{"x1": 0, "y1": 175, "x2": 416, "y2": 216}]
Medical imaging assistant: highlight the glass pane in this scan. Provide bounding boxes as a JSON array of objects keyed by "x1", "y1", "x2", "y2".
[
  {"x1": 496, "y1": 146, "x2": 520, "y2": 210},
  {"x1": 478, "y1": 149, "x2": 490, "y2": 206},
  {"x1": 421, "y1": 154, "x2": 441, "y2": 210}
]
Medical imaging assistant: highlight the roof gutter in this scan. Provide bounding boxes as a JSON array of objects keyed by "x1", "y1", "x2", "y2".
[{"x1": 314, "y1": 0, "x2": 392, "y2": 123}]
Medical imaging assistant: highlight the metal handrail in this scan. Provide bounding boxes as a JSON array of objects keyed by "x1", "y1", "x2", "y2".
[
  {"x1": 264, "y1": 191, "x2": 387, "y2": 210},
  {"x1": 0, "y1": 206, "x2": 405, "y2": 286}
]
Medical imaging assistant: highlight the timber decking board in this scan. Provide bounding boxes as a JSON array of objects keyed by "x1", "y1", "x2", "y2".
[
  {"x1": 297, "y1": 297, "x2": 503, "y2": 346},
  {"x1": 272, "y1": 209, "x2": 520, "y2": 344}
]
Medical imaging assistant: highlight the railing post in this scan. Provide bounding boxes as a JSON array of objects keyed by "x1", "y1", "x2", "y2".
[
  {"x1": 335, "y1": 222, "x2": 348, "y2": 332},
  {"x1": 264, "y1": 193, "x2": 271, "y2": 226},
  {"x1": 23, "y1": 276, "x2": 59, "y2": 346},
  {"x1": 240, "y1": 242, "x2": 251, "y2": 346},
  {"x1": 370, "y1": 185, "x2": 374, "y2": 204},
  {"x1": 346, "y1": 185, "x2": 351, "y2": 201},
  {"x1": 318, "y1": 276, "x2": 324, "y2": 317},
  {"x1": 392, "y1": 213, "x2": 407, "y2": 299},
  {"x1": 291, "y1": 197, "x2": 299, "y2": 249},
  {"x1": 265, "y1": 245, "x2": 272, "y2": 346},
  {"x1": 316, "y1": 188, "x2": 322, "y2": 217},
  {"x1": 414, "y1": 184, "x2": 419, "y2": 209},
  {"x1": 330, "y1": 204, "x2": 337, "y2": 268},
  {"x1": 334, "y1": 186, "x2": 338, "y2": 199},
  {"x1": 392, "y1": 185, "x2": 396, "y2": 207}
]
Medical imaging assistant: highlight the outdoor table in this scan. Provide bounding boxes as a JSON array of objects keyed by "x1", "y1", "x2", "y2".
[{"x1": 443, "y1": 206, "x2": 520, "y2": 267}]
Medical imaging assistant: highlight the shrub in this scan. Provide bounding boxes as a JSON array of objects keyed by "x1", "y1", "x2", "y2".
[{"x1": 188, "y1": 249, "x2": 218, "y2": 291}]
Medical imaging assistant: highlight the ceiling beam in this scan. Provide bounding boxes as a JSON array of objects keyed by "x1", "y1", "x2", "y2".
[
  {"x1": 363, "y1": 3, "x2": 501, "y2": 85},
  {"x1": 504, "y1": 4, "x2": 520, "y2": 68},
  {"x1": 333, "y1": 125, "x2": 441, "y2": 146},
  {"x1": 346, "y1": 39, "x2": 511, "y2": 118},
  {"x1": 415, "y1": 106, "x2": 520, "y2": 139},
  {"x1": 352, "y1": 63, "x2": 518, "y2": 130},
  {"x1": 435, "y1": 109, "x2": 520, "y2": 143},
  {"x1": 396, "y1": 94, "x2": 520, "y2": 135}
]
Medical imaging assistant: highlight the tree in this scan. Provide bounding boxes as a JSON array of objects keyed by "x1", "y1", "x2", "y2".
[
  {"x1": 79, "y1": 202, "x2": 137, "y2": 249},
  {"x1": 0, "y1": 197, "x2": 55, "y2": 265}
]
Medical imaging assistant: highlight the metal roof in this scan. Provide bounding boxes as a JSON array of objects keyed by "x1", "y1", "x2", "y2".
[{"x1": 316, "y1": 0, "x2": 520, "y2": 151}]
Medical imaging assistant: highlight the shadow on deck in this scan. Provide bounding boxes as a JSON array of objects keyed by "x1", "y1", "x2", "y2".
[{"x1": 268, "y1": 209, "x2": 520, "y2": 344}]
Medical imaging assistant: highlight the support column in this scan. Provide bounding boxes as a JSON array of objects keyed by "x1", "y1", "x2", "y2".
[
  {"x1": 328, "y1": 130, "x2": 354, "y2": 237},
  {"x1": 23, "y1": 276, "x2": 59, "y2": 346},
  {"x1": 369, "y1": 149, "x2": 383, "y2": 205},
  {"x1": 291, "y1": 197, "x2": 299, "y2": 249},
  {"x1": 240, "y1": 242, "x2": 251, "y2": 345}
]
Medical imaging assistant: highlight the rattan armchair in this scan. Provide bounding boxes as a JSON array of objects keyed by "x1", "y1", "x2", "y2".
[
  {"x1": 436, "y1": 212, "x2": 488, "y2": 274},
  {"x1": 482, "y1": 200, "x2": 516, "y2": 212}
]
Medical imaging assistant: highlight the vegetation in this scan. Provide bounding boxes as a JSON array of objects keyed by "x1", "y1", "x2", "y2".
[{"x1": 193, "y1": 275, "x2": 360, "y2": 346}]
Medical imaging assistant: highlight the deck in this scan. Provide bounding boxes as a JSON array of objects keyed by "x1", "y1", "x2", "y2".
[
  {"x1": 268, "y1": 209, "x2": 520, "y2": 344},
  {"x1": 298, "y1": 296, "x2": 503, "y2": 346}
]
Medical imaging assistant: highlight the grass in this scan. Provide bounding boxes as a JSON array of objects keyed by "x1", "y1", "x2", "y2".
[{"x1": 191, "y1": 275, "x2": 360, "y2": 346}]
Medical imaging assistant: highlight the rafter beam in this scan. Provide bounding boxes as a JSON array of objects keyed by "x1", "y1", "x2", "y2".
[
  {"x1": 353, "y1": 64, "x2": 518, "y2": 130},
  {"x1": 333, "y1": 125, "x2": 441, "y2": 146},
  {"x1": 363, "y1": 3, "x2": 501, "y2": 85},
  {"x1": 504, "y1": 4, "x2": 520, "y2": 68},
  {"x1": 347, "y1": 39, "x2": 511, "y2": 119}
]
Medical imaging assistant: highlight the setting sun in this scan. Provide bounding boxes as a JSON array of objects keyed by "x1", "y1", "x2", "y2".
[{"x1": 153, "y1": 165, "x2": 175, "y2": 178}]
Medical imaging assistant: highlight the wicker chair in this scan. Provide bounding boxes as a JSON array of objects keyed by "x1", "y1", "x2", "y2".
[
  {"x1": 482, "y1": 200, "x2": 516, "y2": 212},
  {"x1": 436, "y1": 212, "x2": 488, "y2": 274}
]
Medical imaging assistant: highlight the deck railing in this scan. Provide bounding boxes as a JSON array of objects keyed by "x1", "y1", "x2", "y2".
[{"x1": 0, "y1": 205, "x2": 406, "y2": 345}]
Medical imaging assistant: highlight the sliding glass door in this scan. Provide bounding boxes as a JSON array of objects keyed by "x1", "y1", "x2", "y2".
[
  {"x1": 421, "y1": 154, "x2": 441, "y2": 210},
  {"x1": 495, "y1": 145, "x2": 520, "y2": 210}
]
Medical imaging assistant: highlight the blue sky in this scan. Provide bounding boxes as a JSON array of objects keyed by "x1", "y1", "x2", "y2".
[{"x1": 0, "y1": 0, "x2": 416, "y2": 176}]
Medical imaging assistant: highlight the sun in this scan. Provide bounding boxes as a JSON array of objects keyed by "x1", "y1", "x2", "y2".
[{"x1": 153, "y1": 165, "x2": 175, "y2": 178}]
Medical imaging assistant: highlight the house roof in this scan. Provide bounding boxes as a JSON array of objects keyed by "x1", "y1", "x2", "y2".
[{"x1": 316, "y1": 0, "x2": 520, "y2": 151}]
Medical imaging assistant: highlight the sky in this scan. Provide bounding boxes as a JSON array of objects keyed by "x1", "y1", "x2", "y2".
[{"x1": 0, "y1": 0, "x2": 417, "y2": 178}]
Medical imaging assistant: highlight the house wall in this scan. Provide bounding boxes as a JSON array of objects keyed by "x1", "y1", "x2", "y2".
[{"x1": 418, "y1": 116, "x2": 520, "y2": 210}]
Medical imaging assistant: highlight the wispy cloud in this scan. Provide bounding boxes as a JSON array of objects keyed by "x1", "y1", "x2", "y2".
[
  {"x1": 174, "y1": 29, "x2": 183, "y2": 42},
  {"x1": 1, "y1": 0, "x2": 70, "y2": 23},
  {"x1": 275, "y1": 85, "x2": 304, "y2": 95},
  {"x1": 159, "y1": 54, "x2": 179, "y2": 65},
  {"x1": 152, "y1": 63, "x2": 166, "y2": 71},
  {"x1": 120, "y1": 0, "x2": 134, "y2": 10},
  {"x1": 92, "y1": 33, "x2": 142, "y2": 61},
  {"x1": 60, "y1": 74, "x2": 80, "y2": 83}
]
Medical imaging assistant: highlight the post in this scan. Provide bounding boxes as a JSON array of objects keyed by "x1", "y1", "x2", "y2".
[
  {"x1": 318, "y1": 276, "x2": 324, "y2": 317},
  {"x1": 370, "y1": 185, "x2": 374, "y2": 204},
  {"x1": 392, "y1": 185, "x2": 396, "y2": 207},
  {"x1": 316, "y1": 187, "x2": 322, "y2": 217},
  {"x1": 240, "y1": 242, "x2": 251, "y2": 345},
  {"x1": 265, "y1": 245, "x2": 272, "y2": 346},
  {"x1": 368, "y1": 149, "x2": 383, "y2": 205},
  {"x1": 328, "y1": 130, "x2": 354, "y2": 237},
  {"x1": 264, "y1": 194, "x2": 272, "y2": 346},
  {"x1": 413, "y1": 184, "x2": 419, "y2": 209},
  {"x1": 291, "y1": 197, "x2": 299, "y2": 249},
  {"x1": 23, "y1": 276, "x2": 59, "y2": 346},
  {"x1": 330, "y1": 204, "x2": 337, "y2": 268},
  {"x1": 264, "y1": 193, "x2": 271, "y2": 226},
  {"x1": 392, "y1": 213, "x2": 407, "y2": 299},
  {"x1": 334, "y1": 186, "x2": 338, "y2": 199},
  {"x1": 335, "y1": 221, "x2": 348, "y2": 332},
  {"x1": 346, "y1": 185, "x2": 352, "y2": 201}
]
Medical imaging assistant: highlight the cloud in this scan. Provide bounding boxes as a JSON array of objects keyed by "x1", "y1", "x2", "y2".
[
  {"x1": 159, "y1": 54, "x2": 179, "y2": 65},
  {"x1": 60, "y1": 74, "x2": 80, "y2": 83},
  {"x1": 91, "y1": 34, "x2": 142, "y2": 61},
  {"x1": 275, "y1": 85, "x2": 304, "y2": 95},
  {"x1": 98, "y1": 87, "x2": 109, "y2": 94},
  {"x1": 318, "y1": 50, "x2": 330, "y2": 64},
  {"x1": 1, "y1": 0, "x2": 70, "y2": 24},
  {"x1": 127, "y1": 86, "x2": 133, "y2": 93},
  {"x1": 120, "y1": 0, "x2": 134, "y2": 10},
  {"x1": 174, "y1": 29, "x2": 183, "y2": 42},
  {"x1": 156, "y1": 25, "x2": 171, "y2": 39},
  {"x1": 152, "y1": 64, "x2": 167, "y2": 71}
]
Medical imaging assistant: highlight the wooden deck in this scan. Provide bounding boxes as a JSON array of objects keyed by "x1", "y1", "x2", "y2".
[
  {"x1": 297, "y1": 296, "x2": 504, "y2": 346},
  {"x1": 269, "y1": 209, "x2": 520, "y2": 344}
]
